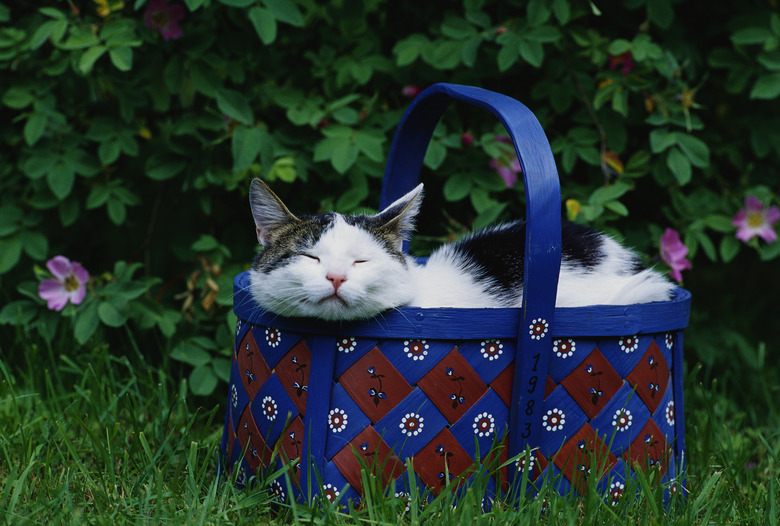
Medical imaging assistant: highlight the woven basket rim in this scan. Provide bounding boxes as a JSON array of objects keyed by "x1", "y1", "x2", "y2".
[{"x1": 232, "y1": 271, "x2": 691, "y2": 339}]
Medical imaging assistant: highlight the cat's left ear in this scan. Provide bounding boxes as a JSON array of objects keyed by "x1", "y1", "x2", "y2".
[
  {"x1": 375, "y1": 183, "x2": 424, "y2": 247},
  {"x1": 249, "y1": 178, "x2": 299, "y2": 244}
]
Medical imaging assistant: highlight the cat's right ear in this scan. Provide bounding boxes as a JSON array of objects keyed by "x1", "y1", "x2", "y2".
[
  {"x1": 375, "y1": 183, "x2": 424, "y2": 243},
  {"x1": 249, "y1": 179, "x2": 299, "y2": 244}
]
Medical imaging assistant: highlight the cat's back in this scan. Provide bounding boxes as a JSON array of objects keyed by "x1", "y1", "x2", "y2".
[{"x1": 410, "y1": 220, "x2": 674, "y2": 308}]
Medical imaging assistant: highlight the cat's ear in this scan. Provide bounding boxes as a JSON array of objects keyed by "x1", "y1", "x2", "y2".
[
  {"x1": 375, "y1": 183, "x2": 424, "y2": 247},
  {"x1": 249, "y1": 178, "x2": 299, "y2": 244}
]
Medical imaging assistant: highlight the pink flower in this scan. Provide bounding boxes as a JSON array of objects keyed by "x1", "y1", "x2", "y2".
[
  {"x1": 608, "y1": 51, "x2": 635, "y2": 76},
  {"x1": 38, "y1": 256, "x2": 90, "y2": 311},
  {"x1": 401, "y1": 85, "x2": 422, "y2": 98},
  {"x1": 460, "y1": 132, "x2": 474, "y2": 147},
  {"x1": 660, "y1": 228, "x2": 691, "y2": 283},
  {"x1": 488, "y1": 135, "x2": 521, "y2": 188},
  {"x1": 144, "y1": 0, "x2": 186, "y2": 41},
  {"x1": 732, "y1": 195, "x2": 780, "y2": 243}
]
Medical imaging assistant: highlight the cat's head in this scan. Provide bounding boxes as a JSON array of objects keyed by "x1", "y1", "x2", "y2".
[{"x1": 247, "y1": 179, "x2": 423, "y2": 320}]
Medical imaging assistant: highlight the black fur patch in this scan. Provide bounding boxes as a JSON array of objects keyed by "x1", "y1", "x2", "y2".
[{"x1": 447, "y1": 220, "x2": 610, "y2": 296}]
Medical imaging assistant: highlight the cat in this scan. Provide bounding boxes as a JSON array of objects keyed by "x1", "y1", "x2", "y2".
[{"x1": 247, "y1": 178, "x2": 674, "y2": 321}]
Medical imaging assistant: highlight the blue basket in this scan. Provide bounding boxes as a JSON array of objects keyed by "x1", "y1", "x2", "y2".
[{"x1": 220, "y1": 84, "x2": 691, "y2": 506}]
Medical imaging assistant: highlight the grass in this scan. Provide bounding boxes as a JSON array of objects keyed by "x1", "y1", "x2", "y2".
[{"x1": 1, "y1": 327, "x2": 778, "y2": 525}]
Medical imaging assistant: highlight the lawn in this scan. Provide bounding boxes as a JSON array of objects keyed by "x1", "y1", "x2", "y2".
[{"x1": 1, "y1": 324, "x2": 777, "y2": 525}]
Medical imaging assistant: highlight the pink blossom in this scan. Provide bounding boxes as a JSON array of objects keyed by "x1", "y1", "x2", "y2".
[
  {"x1": 401, "y1": 85, "x2": 422, "y2": 98},
  {"x1": 732, "y1": 195, "x2": 780, "y2": 243},
  {"x1": 488, "y1": 135, "x2": 521, "y2": 188},
  {"x1": 608, "y1": 51, "x2": 635, "y2": 76},
  {"x1": 38, "y1": 256, "x2": 90, "y2": 311},
  {"x1": 460, "y1": 132, "x2": 474, "y2": 147},
  {"x1": 660, "y1": 228, "x2": 691, "y2": 283},
  {"x1": 144, "y1": 0, "x2": 186, "y2": 41}
]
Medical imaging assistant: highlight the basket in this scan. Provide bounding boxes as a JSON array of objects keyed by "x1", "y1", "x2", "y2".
[{"x1": 219, "y1": 83, "x2": 691, "y2": 506}]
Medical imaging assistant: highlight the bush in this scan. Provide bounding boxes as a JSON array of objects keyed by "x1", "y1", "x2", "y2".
[{"x1": 1, "y1": 0, "x2": 778, "y2": 406}]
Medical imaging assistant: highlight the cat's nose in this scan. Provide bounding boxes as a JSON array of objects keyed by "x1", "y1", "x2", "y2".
[{"x1": 326, "y1": 273, "x2": 347, "y2": 292}]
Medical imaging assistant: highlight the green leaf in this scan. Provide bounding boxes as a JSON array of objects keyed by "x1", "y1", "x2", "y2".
[
  {"x1": 20, "y1": 230, "x2": 48, "y2": 260},
  {"x1": 192, "y1": 235, "x2": 219, "y2": 251},
  {"x1": 497, "y1": 42, "x2": 520, "y2": 71},
  {"x1": 216, "y1": 89, "x2": 254, "y2": 125},
  {"x1": 330, "y1": 140, "x2": 359, "y2": 174},
  {"x1": 232, "y1": 125, "x2": 264, "y2": 172},
  {"x1": 59, "y1": 196, "x2": 80, "y2": 227},
  {"x1": 146, "y1": 154, "x2": 186, "y2": 181},
  {"x1": 354, "y1": 131, "x2": 384, "y2": 162},
  {"x1": 393, "y1": 34, "x2": 428, "y2": 66},
  {"x1": 249, "y1": 6, "x2": 276, "y2": 45},
  {"x1": 649, "y1": 129, "x2": 676, "y2": 153},
  {"x1": 666, "y1": 147, "x2": 692, "y2": 185},
  {"x1": 99, "y1": 139, "x2": 121, "y2": 165},
  {"x1": 441, "y1": 16, "x2": 476, "y2": 39},
  {"x1": 750, "y1": 73, "x2": 780, "y2": 99},
  {"x1": 106, "y1": 197, "x2": 126, "y2": 225},
  {"x1": 74, "y1": 301, "x2": 100, "y2": 344},
  {"x1": 704, "y1": 214, "x2": 735, "y2": 233},
  {"x1": 98, "y1": 301, "x2": 127, "y2": 327},
  {"x1": 676, "y1": 134, "x2": 710, "y2": 167},
  {"x1": 423, "y1": 140, "x2": 447, "y2": 170},
  {"x1": 519, "y1": 40, "x2": 544, "y2": 68},
  {"x1": 552, "y1": 0, "x2": 571, "y2": 25},
  {"x1": 731, "y1": 27, "x2": 773, "y2": 45},
  {"x1": 171, "y1": 341, "x2": 212, "y2": 367},
  {"x1": 39, "y1": 7, "x2": 66, "y2": 19},
  {"x1": 218, "y1": 0, "x2": 254, "y2": 6},
  {"x1": 78, "y1": 45, "x2": 107, "y2": 74},
  {"x1": 47, "y1": 160, "x2": 75, "y2": 200},
  {"x1": 109, "y1": 46, "x2": 133, "y2": 71},
  {"x1": 604, "y1": 200, "x2": 629, "y2": 216},
  {"x1": 0, "y1": 300, "x2": 37, "y2": 326},
  {"x1": 189, "y1": 365, "x2": 218, "y2": 396},
  {"x1": 23, "y1": 113, "x2": 47, "y2": 146},
  {"x1": 720, "y1": 235, "x2": 740, "y2": 263},
  {"x1": 524, "y1": 26, "x2": 560, "y2": 43},
  {"x1": 2, "y1": 86, "x2": 35, "y2": 109},
  {"x1": 59, "y1": 28, "x2": 100, "y2": 50},
  {"x1": 0, "y1": 235, "x2": 22, "y2": 274},
  {"x1": 263, "y1": 0, "x2": 305, "y2": 27},
  {"x1": 443, "y1": 173, "x2": 473, "y2": 201},
  {"x1": 86, "y1": 185, "x2": 111, "y2": 209},
  {"x1": 429, "y1": 40, "x2": 463, "y2": 70}
]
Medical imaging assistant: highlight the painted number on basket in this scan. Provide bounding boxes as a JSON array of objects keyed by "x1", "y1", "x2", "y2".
[{"x1": 522, "y1": 353, "x2": 541, "y2": 438}]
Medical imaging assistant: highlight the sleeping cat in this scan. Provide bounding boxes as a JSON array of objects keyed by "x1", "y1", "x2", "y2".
[{"x1": 248, "y1": 178, "x2": 674, "y2": 321}]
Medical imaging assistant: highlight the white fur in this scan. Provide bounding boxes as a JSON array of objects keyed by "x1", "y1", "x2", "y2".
[{"x1": 250, "y1": 216, "x2": 416, "y2": 320}]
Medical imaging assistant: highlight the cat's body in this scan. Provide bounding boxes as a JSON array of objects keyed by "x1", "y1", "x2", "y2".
[{"x1": 248, "y1": 179, "x2": 674, "y2": 321}]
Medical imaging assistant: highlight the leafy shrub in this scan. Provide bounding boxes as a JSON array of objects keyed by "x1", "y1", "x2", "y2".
[{"x1": 1, "y1": 0, "x2": 778, "y2": 405}]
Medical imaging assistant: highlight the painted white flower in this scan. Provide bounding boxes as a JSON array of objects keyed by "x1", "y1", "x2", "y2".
[
  {"x1": 269, "y1": 480, "x2": 286, "y2": 502},
  {"x1": 665, "y1": 333, "x2": 674, "y2": 350},
  {"x1": 328, "y1": 408, "x2": 348, "y2": 432},
  {"x1": 515, "y1": 453, "x2": 536, "y2": 473},
  {"x1": 321, "y1": 483, "x2": 340, "y2": 502},
  {"x1": 610, "y1": 481, "x2": 625, "y2": 506},
  {"x1": 472, "y1": 412, "x2": 495, "y2": 437},
  {"x1": 665, "y1": 401, "x2": 675, "y2": 426},
  {"x1": 404, "y1": 340, "x2": 429, "y2": 361},
  {"x1": 529, "y1": 318, "x2": 549, "y2": 340},
  {"x1": 399, "y1": 413, "x2": 424, "y2": 437},
  {"x1": 619, "y1": 335, "x2": 639, "y2": 353},
  {"x1": 261, "y1": 395, "x2": 278, "y2": 421},
  {"x1": 265, "y1": 328, "x2": 281, "y2": 348},
  {"x1": 337, "y1": 337, "x2": 357, "y2": 353},
  {"x1": 612, "y1": 409, "x2": 632, "y2": 431},
  {"x1": 553, "y1": 338, "x2": 575, "y2": 359},
  {"x1": 480, "y1": 339, "x2": 504, "y2": 361},
  {"x1": 543, "y1": 408, "x2": 565, "y2": 432}
]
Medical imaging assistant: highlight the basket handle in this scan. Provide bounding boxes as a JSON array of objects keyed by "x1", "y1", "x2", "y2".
[{"x1": 380, "y1": 83, "x2": 561, "y2": 468}]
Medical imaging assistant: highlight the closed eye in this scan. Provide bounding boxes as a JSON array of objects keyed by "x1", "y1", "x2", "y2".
[
  {"x1": 353, "y1": 259, "x2": 368, "y2": 265},
  {"x1": 302, "y1": 253, "x2": 320, "y2": 262}
]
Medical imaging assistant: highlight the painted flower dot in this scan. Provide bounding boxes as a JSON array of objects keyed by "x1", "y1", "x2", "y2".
[
  {"x1": 612, "y1": 409, "x2": 632, "y2": 431},
  {"x1": 328, "y1": 408, "x2": 348, "y2": 433},
  {"x1": 265, "y1": 328, "x2": 281, "y2": 348},
  {"x1": 665, "y1": 332, "x2": 674, "y2": 349},
  {"x1": 619, "y1": 335, "x2": 639, "y2": 353},
  {"x1": 480, "y1": 339, "x2": 504, "y2": 361},
  {"x1": 404, "y1": 340, "x2": 429, "y2": 361},
  {"x1": 472, "y1": 412, "x2": 495, "y2": 437},
  {"x1": 262, "y1": 396, "x2": 278, "y2": 421},
  {"x1": 610, "y1": 481, "x2": 625, "y2": 505},
  {"x1": 529, "y1": 318, "x2": 549, "y2": 340},
  {"x1": 337, "y1": 337, "x2": 357, "y2": 353},
  {"x1": 270, "y1": 480, "x2": 285, "y2": 502},
  {"x1": 322, "y1": 483, "x2": 339, "y2": 502},
  {"x1": 516, "y1": 454, "x2": 536, "y2": 473},
  {"x1": 400, "y1": 413, "x2": 424, "y2": 437},
  {"x1": 543, "y1": 408, "x2": 566, "y2": 432},
  {"x1": 231, "y1": 384, "x2": 238, "y2": 407},
  {"x1": 553, "y1": 338, "x2": 575, "y2": 359},
  {"x1": 666, "y1": 401, "x2": 675, "y2": 426}
]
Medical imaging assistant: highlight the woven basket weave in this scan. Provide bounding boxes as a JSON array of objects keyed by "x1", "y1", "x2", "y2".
[{"x1": 220, "y1": 84, "x2": 691, "y2": 506}]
